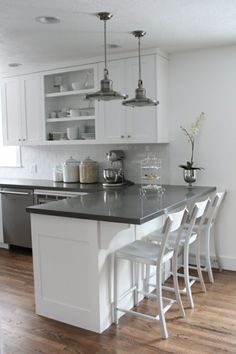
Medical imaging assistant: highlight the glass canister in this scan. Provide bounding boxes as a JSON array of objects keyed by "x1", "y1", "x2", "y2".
[
  {"x1": 62, "y1": 156, "x2": 80, "y2": 183},
  {"x1": 79, "y1": 157, "x2": 99, "y2": 184}
]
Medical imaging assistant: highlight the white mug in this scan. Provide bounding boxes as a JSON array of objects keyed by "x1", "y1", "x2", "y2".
[
  {"x1": 68, "y1": 109, "x2": 79, "y2": 117},
  {"x1": 49, "y1": 111, "x2": 57, "y2": 118}
]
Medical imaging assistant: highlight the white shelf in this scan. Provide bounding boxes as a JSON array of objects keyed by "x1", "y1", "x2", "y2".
[
  {"x1": 46, "y1": 116, "x2": 95, "y2": 123},
  {"x1": 45, "y1": 88, "x2": 95, "y2": 98},
  {"x1": 44, "y1": 139, "x2": 97, "y2": 145}
]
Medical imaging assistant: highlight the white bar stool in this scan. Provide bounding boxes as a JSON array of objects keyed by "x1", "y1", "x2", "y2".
[
  {"x1": 145, "y1": 198, "x2": 210, "y2": 309},
  {"x1": 113, "y1": 208, "x2": 187, "y2": 339},
  {"x1": 193, "y1": 191, "x2": 226, "y2": 282}
]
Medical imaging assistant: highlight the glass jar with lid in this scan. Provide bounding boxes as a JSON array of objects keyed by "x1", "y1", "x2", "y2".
[{"x1": 79, "y1": 157, "x2": 99, "y2": 184}]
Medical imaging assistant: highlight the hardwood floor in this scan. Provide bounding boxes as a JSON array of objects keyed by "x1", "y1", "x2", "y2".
[{"x1": 0, "y1": 247, "x2": 235, "y2": 354}]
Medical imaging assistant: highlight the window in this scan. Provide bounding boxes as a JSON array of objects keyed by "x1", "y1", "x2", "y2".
[{"x1": 0, "y1": 144, "x2": 21, "y2": 167}]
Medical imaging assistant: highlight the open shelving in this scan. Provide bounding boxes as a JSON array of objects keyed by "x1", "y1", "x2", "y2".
[{"x1": 43, "y1": 64, "x2": 97, "y2": 143}]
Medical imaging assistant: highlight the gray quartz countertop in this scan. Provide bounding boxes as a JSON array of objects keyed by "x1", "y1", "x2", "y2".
[
  {"x1": 0, "y1": 178, "x2": 105, "y2": 193},
  {"x1": 27, "y1": 184, "x2": 216, "y2": 225}
]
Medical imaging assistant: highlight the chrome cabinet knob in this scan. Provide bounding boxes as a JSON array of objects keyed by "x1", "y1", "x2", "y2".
[
  {"x1": 120, "y1": 135, "x2": 124, "y2": 138},
  {"x1": 127, "y1": 135, "x2": 131, "y2": 138}
]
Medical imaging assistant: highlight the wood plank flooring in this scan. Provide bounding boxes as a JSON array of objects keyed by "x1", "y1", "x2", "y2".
[{"x1": 0, "y1": 247, "x2": 235, "y2": 354}]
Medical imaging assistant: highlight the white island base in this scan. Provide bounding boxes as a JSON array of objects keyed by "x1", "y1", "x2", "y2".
[{"x1": 30, "y1": 213, "x2": 162, "y2": 333}]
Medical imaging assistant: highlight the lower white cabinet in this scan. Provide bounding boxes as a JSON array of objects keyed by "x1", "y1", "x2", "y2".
[
  {"x1": 97, "y1": 54, "x2": 169, "y2": 143},
  {"x1": 1, "y1": 74, "x2": 44, "y2": 145}
]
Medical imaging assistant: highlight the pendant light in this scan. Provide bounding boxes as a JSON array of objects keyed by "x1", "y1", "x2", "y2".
[
  {"x1": 122, "y1": 31, "x2": 159, "y2": 107},
  {"x1": 86, "y1": 12, "x2": 128, "y2": 101}
]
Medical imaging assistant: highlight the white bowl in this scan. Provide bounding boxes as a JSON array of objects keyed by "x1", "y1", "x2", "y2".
[{"x1": 71, "y1": 82, "x2": 83, "y2": 91}]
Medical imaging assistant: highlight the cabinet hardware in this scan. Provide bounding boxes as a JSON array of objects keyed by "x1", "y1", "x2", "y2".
[
  {"x1": 127, "y1": 135, "x2": 131, "y2": 138},
  {"x1": 121, "y1": 135, "x2": 124, "y2": 138},
  {"x1": 0, "y1": 190, "x2": 32, "y2": 196}
]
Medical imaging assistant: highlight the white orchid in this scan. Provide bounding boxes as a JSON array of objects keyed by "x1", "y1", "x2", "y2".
[{"x1": 180, "y1": 112, "x2": 205, "y2": 169}]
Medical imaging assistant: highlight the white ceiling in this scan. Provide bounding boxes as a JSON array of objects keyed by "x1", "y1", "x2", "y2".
[{"x1": 1, "y1": 0, "x2": 236, "y2": 74}]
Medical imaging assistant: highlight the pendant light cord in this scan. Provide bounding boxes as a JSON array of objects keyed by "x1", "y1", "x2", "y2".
[
  {"x1": 138, "y1": 35, "x2": 142, "y2": 87},
  {"x1": 104, "y1": 19, "x2": 108, "y2": 78}
]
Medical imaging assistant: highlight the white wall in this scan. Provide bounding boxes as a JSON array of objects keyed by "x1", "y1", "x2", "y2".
[
  {"x1": 169, "y1": 45, "x2": 236, "y2": 270},
  {"x1": 0, "y1": 144, "x2": 169, "y2": 184}
]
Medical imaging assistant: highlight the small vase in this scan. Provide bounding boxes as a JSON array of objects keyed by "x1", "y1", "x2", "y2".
[{"x1": 183, "y1": 169, "x2": 196, "y2": 187}]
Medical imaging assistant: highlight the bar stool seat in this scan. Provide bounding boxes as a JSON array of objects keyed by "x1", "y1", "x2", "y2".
[{"x1": 116, "y1": 240, "x2": 174, "y2": 265}]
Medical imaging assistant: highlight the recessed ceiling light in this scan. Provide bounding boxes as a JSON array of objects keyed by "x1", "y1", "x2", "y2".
[
  {"x1": 8, "y1": 63, "x2": 22, "y2": 67},
  {"x1": 108, "y1": 44, "x2": 120, "y2": 49},
  {"x1": 35, "y1": 16, "x2": 61, "y2": 24}
]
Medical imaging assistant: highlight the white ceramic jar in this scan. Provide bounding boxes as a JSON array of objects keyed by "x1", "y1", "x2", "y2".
[{"x1": 62, "y1": 157, "x2": 80, "y2": 183}]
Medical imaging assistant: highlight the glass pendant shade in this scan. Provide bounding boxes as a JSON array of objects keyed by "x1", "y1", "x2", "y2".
[
  {"x1": 86, "y1": 12, "x2": 128, "y2": 101},
  {"x1": 122, "y1": 31, "x2": 159, "y2": 107}
]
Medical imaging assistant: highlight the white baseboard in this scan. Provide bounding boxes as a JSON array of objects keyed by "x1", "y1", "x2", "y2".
[
  {"x1": 189, "y1": 253, "x2": 236, "y2": 272},
  {"x1": 0, "y1": 242, "x2": 9, "y2": 250}
]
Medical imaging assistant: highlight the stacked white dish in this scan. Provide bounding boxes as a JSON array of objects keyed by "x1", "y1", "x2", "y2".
[
  {"x1": 71, "y1": 82, "x2": 83, "y2": 90},
  {"x1": 67, "y1": 127, "x2": 79, "y2": 140},
  {"x1": 80, "y1": 133, "x2": 95, "y2": 140}
]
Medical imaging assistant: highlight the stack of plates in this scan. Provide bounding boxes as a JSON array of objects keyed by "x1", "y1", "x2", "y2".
[{"x1": 80, "y1": 133, "x2": 95, "y2": 140}]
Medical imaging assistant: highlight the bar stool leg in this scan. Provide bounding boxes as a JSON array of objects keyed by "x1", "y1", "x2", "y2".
[
  {"x1": 213, "y1": 226, "x2": 223, "y2": 272},
  {"x1": 113, "y1": 256, "x2": 118, "y2": 324},
  {"x1": 134, "y1": 262, "x2": 139, "y2": 306},
  {"x1": 196, "y1": 235, "x2": 206, "y2": 292},
  {"x1": 172, "y1": 254, "x2": 185, "y2": 317},
  {"x1": 184, "y1": 242, "x2": 194, "y2": 308},
  {"x1": 156, "y1": 265, "x2": 168, "y2": 339},
  {"x1": 204, "y1": 228, "x2": 214, "y2": 283},
  {"x1": 143, "y1": 264, "x2": 150, "y2": 297}
]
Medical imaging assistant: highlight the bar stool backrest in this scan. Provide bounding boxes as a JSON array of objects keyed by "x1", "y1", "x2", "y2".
[
  {"x1": 211, "y1": 191, "x2": 226, "y2": 224},
  {"x1": 159, "y1": 208, "x2": 188, "y2": 263},
  {"x1": 185, "y1": 198, "x2": 211, "y2": 243},
  {"x1": 200, "y1": 192, "x2": 226, "y2": 230}
]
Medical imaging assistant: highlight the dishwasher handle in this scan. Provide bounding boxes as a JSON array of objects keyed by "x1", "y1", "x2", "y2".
[{"x1": 0, "y1": 190, "x2": 32, "y2": 196}]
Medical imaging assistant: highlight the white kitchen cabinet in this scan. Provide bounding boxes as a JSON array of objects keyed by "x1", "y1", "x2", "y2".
[
  {"x1": 1, "y1": 74, "x2": 44, "y2": 145},
  {"x1": 97, "y1": 60, "x2": 127, "y2": 143},
  {"x1": 44, "y1": 64, "x2": 98, "y2": 143},
  {"x1": 97, "y1": 54, "x2": 169, "y2": 144},
  {"x1": 1, "y1": 77, "x2": 22, "y2": 145},
  {"x1": 125, "y1": 55, "x2": 157, "y2": 143}
]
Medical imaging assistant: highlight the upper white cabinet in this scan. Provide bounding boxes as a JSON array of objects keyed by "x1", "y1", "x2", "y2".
[
  {"x1": 97, "y1": 54, "x2": 169, "y2": 144},
  {"x1": 125, "y1": 55, "x2": 157, "y2": 143},
  {"x1": 1, "y1": 50, "x2": 169, "y2": 146},
  {"x1": 97, "y1": 60, "x2": 127, "y2": 143},
  {"x1": 1, "y1": 74, "x2": 44, "y2": 145},
  {"x1": 43, "y1": 64, "x2": 98, "y2": 143}
]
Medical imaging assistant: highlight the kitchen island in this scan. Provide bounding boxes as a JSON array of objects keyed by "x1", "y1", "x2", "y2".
[{"x1": 27, "y1": 184, "x2": 215, "y2": 333}]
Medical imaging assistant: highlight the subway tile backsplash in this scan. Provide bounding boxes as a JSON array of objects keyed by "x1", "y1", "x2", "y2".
[{"x1": 0, "y1": 144, "x2": 170, "y2": 184}]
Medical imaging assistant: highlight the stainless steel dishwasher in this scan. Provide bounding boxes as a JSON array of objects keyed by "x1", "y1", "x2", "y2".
[
  {"x1": 0, "y1": 187, "x2": 34, "y2": 248},
  {"x1": 0, "y1": 187, "x2": 88, "y2": 248}
]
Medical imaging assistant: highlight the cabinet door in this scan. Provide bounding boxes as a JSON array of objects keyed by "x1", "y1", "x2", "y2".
[
  {"x1": 125, "y1": 55, "x2": 157, "y2": 143},
  {"x1": 97, "y1": 60, "x2": 127, "y2": 143},
  {"x1": 1, "y1": 78, "x2": 22, "y2": 145},
  {"x1": 21, "y1": 74, "x2": 44, "y2": 144},
  {"x1": 156, "y1": 55, "x2": 169, "y2": 143}
]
